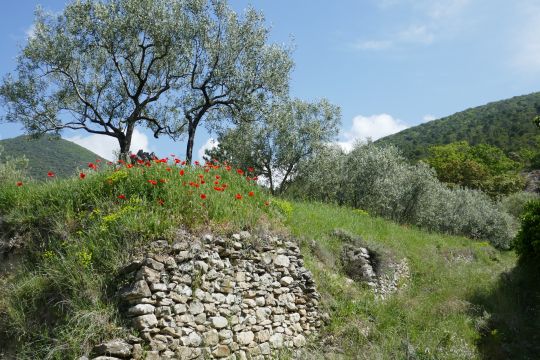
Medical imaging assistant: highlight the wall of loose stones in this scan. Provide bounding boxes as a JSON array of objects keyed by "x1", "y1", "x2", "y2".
[{"x1": 96, "y1": 230, "x2": 322, "y2": 360}]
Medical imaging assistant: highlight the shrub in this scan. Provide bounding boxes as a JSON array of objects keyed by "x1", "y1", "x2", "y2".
[
  {"x1": 515, "y1": 200, "x2": 540, "y2": 264},
  {"x1": 287, "y1": 143, "x2": 517, "y2": 248},
  {"x1": 500, "y1": 191, "x2": 540, "y2": 218}
]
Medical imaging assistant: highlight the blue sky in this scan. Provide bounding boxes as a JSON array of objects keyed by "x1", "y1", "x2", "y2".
[{"x1": 1, "y1": 0, "x2": 539, "y2": 160}]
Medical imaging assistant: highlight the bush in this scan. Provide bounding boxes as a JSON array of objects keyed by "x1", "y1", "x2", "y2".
[
  {"x1": 515, "y1": 200, "x2": 540, "y2": 264},
  {"x1": 499, "y1": 191, "x2": 540, "y2": 218},
  {"x1": 287, "y1": 143, "x2": 517, "y2": 248}
]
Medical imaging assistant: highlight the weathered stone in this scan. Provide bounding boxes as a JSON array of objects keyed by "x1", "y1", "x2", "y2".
[
  {"x1": 150, "y1": 283, "x2": 168, "y2": 292},
  {"x1": 280, "y1": 276, "x2": 294, "y2": 286},
  {"x1": 132, "y1": 314, "x2": 158, "y2": 330},
  {"x1": 120, "y1": 280, "x2": 151, "y2": 300},
  {"x1": 189, "y1": 301, "x2": 204, "y2": 315},
  {"x1": 269, "y1": 333, "x2": 284, "y2": 349},
  {"x1": 211, "y1": 316, "x2": 228, "y2": 329},
  {"x1": 127, "y1": 304, "x2": 155, "y2": 316},
  {"x1": 202, "y1": 329, "x2": 219, "y2": 346},
  {"x1": 273, "y1": 255, "x2": 290, "y2": 267},
  {"x1": 236, "y1": 331, "x2": 254, "y2": 345},
  {"x1": 212, "y1": 344, "x2": 231, "y2": 358},
  {"x1": 93, "y1": 339, "x2": 132, "y2": 358}
]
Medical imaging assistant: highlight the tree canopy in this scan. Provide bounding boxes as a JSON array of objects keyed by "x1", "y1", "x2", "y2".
[
  {"x1": 0, "y1": 0, "x2": 292, "y2": 161},
  {"x1": 205, "y1": 98, "x2": 341, "y2": 194}
]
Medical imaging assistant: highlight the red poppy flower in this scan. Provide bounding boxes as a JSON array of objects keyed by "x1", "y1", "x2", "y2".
[
  {"x1": 253, "y1": 176, "x2": 258, "y2": 181},
  {"x1": 215, "y1": 175, "x2": 221, "y2": 180},
  {"x1": 181, "y1": 161, "x2": 186, "y2": 166},
  {"x1": 118, "y1": 194, "x2": 126, "y2": 200},
  {"x1": 16, "y1": 181, "x2": 23, "y2": 187},
  {"x1": 166, "y1": 167, "x2": 171, "y2": 172},
  {"x1": 47, "y1": 171, "x2": 55, "y2": 177},
  {"x1": 200, "y1": 193, "x2": 207, "y2": 200},
  {"x1": 79, "y1": 173, "x2": 86, "y2": 179},
  {"x1": 157, "y1": 199, "x2": 165, "y2": 206},
  {"x1": 226, "y1": 166, "x2": 231, "y2": 171},
  {"x1": 159, "y1": 179, "x2": 167, "y2": 183},
  {"x1": 248, "y1": 191, "x2": 254, "y2": 197},
  {"x1": 127, "y1": 164, "x2": 134, "y2": 168},
  {"x1": 174, "y1": 159, "x2": 181, "y2": 164},
  {"x1": 129, "y1": 154, "x2": 137, "y2": 158},
  {"x1": 137, "y1": 159, "x2": 144, "y2": 165},
  {"x1": 148, "y1": 180, "x2": 157, "y2": 185},
  {"x1": 235, "y1": 193, "x2": 242, "y2": 200},
  {"x1": 194, "y1": 161, "x2": 200, "y2": 166},
  {"x1": 96, "y1": 159, "x2": 102, "y2": 162},
  {"x1": 248, "y1": 167, "x2": 254, "y2": 172},
  {"x1": 214, "y1": 180, "x2": 220, "y2": 185},
  {"x1": 88, "y1": 162, "x2": 97, "y2": 170},
  {"x1": 107, "y1": 161, "x2": 113, "y2": 165},
  {"x1": 179, "y1": 169, "x2": 185, "y2": 176},
  {"x1": 236, "y1": 169, "x2": 244, "y2": 175}
]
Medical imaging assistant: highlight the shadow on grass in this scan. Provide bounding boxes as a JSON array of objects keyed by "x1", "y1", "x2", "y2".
[{"x1": 469, "y1": 260, "x2": 540, "y2": 360}]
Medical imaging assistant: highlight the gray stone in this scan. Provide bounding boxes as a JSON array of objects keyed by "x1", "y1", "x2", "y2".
[
  {"x1": 212, "y1": 344, "x2": 231, "y2": 358},
  {"x1": 189, "y1": 301, "x2": 204, "y2": 315},
  {"x1": 127, "y1": 304, "x2": 155, "y2": 316},
  {"x1": 150, "y1": 283, "x2": 167, "y2": 292},
  {"x1": 280, "y1": 276, "x2": 294, "y2": 286},
  {"x1": 269, "y1": 333, "x2": 284, "y2": 348},
  {"x1": 120, "y1": 280, "x2": 151, "y2": 300},
  {"x1": 132, "y1": 314, "x2": 158, "y2": 330},
  {"x1": 202, "y1": 329, "x2": 220, "y2": 346},
  {"x1": 211, "y1": 316, "x2": 228, "y2": 329},
  {"x1": 274, "y1": 255, "x2": 290, "y2": 267},
  {"x1": 236, "y1": 331, "x2": 254, "y2": 345},
  {"x1": 93, "y1": 339, "x2": 132, "y2": 358}
]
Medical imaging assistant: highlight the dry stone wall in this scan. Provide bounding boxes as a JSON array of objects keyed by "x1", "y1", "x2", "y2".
[{"x1": 94, "y1": 230, "x2": 321, "y2": 359}]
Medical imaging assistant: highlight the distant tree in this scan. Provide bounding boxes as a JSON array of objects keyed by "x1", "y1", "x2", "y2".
[
  {"x1": 0, "y1": 0, "x2": 292, "y2": 162},
  {"x1": 534, "y1": 115, "x2": 540, "y2": 129},
  {"x1": 425, "y1": 141, "x2": 525, "y2": 196},
  {"x1": 205, "y1": 98, "x2": 341, "y2": 194}
]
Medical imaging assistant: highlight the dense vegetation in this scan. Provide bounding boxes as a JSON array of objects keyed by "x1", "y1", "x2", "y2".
[
  {"x1": 425, "y1": 141, "x2": 525, "y2": 197},
  {"x1": 286, "y1": 143, "x2": 517, "y2": 249},
  {"x1": 0, "y1": 158, "x2": 271, "y2": 358},
  {"x1": 376, "y1": 92, "x2": 540, "y2": 167},
  {"x1": 0, "y1": 135, "x2": 105, "y2": 180}
]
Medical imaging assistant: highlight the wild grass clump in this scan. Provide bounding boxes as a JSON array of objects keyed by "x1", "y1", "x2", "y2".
[
  {"x1": 288, "y1": 144, "x2": 516, "y2": 248},
  {"x1": 0, "y1": 157, "x2": 271, "y2": 358}
]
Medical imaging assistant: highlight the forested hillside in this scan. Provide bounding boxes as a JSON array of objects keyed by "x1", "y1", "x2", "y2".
[
  {"x1": 0, "y1": 135, "x2": 105, "y2": 180},
  {"x1": 377, "y1": 92, "x2": 540, "y2": 162}
]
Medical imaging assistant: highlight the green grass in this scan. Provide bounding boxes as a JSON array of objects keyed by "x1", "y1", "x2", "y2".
[
  {"x1": 1, "y1": 160, "x2": 537, "y2": 359},
  {"x1": 0, "y1": 159, "x2": 272, "y2": 359},
  {"x1": 284, "y1": 201, "x2": 530, "y2": 359}
]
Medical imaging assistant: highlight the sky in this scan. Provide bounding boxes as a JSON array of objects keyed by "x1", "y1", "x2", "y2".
[{"x1": 0, "y1": 0, "x2": 539, "y2": 160}]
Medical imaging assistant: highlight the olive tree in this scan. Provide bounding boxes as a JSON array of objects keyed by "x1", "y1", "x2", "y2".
[
  {"x1": 173, "y1": 0, "x2": 293, "y2": 163},
  {"x1": 0, "y1": 0, "x2": 194, "y2": 159},
  {"x1": 0, "y1": 0, "x2": 292, "y2": 161},
  {"x1": 205, "y1": 98, "x2": 341, "y2": 194}
]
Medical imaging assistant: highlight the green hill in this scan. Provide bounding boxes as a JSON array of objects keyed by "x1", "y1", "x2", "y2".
[
  {"x1": 377, "y1": 92, "x2": 540, "y2": 161},
  {"x1": 0, "y1": 135, "x2": 106, "y2": 180}
]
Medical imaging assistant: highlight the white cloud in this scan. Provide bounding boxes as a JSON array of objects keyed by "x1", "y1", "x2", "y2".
[
  {"x1": 337, "y1": 113, "x2": 409, "y2": 152},
  {"x1": 66, "y1": 128, "x2": 151, "y2": 161},
  {"x1": 197, "y1": 138, "x2": 219, "y2": 161},
  {"x1": 422, "y1": 114, "x2": 436, "y2": 123}
]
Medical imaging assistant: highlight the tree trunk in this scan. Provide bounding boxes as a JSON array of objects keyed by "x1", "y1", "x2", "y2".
[
  {"x1": 186, "y1": 123, "x2": 196, "y2": 164},
  {"x1": 118, "y1": 123, "x2": 135, "y2": 161}
]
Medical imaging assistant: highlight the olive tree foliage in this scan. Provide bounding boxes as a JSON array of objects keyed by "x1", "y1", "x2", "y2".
[
  {"x1": 175, "y1": 0, "x2": 293, "y2": 163},
  {"x1": 0, "y1": 0, "x2": 293, "y2": 162},
  {"x1": 0, "y1": 0, "x2": 194, "y2": 159},
  {"x1": 205, "y1": 99, "x2": 341, "y2": 194},
  {"x1": 288, "y1": 143, "x2": 516, "y2": 248}
]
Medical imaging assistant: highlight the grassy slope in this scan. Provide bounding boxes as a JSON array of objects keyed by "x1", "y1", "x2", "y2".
[
  {"x1": 0, "y1": 161, "x2": 537, "y2": 359},
  {"x1": 0, "y1": 135, "x2": 106, "y2": 180},
  {"x1": 287, "y1": 201, "x2": 538, "y2": 359},
  {"x1": 376, "y1": 92, "x2": 540, "y2": 160}
]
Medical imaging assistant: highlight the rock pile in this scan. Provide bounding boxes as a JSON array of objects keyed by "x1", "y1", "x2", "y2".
[
  {"x1": 93, "y1": 230, "x2": 321, "y2": 359},
  {"x1": 337, "y1": 231, "x2": 410, "y2": 299}
]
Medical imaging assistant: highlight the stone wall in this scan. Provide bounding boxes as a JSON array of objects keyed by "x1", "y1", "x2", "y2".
[{"x1": 93, "y1": 230, "x2": 321, "y2": 360}]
